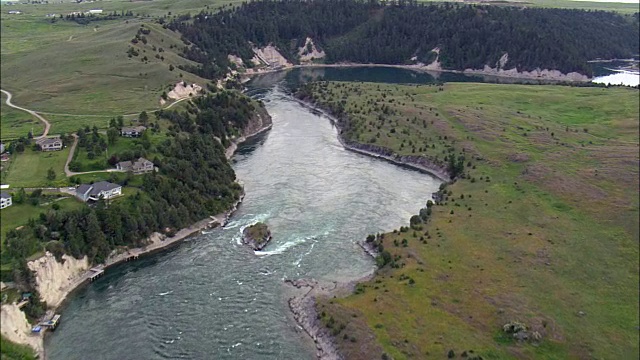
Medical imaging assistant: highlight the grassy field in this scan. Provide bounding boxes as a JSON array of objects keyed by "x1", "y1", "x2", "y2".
[
  {"x1": 0, "y1": 335, "x2": 36, "y2": 360},
  {"x1": 0, "y1": 196, "x2": 85, "y2": 254},
  {"x1": 421, "y1": 0, "x2": 640, "y2": 13},
  {"x1": 0, "y1": 0, "x2": 241, "y2": 123},
  {"x1": 305, "y1": 82, "x2": 639, "y2": 359},
  {"x1": 0, "y1": 147, "x2": 70, "y2": 188},
  {"x1": 0, "y1": 91, "x2": 43, "y2": 141}
]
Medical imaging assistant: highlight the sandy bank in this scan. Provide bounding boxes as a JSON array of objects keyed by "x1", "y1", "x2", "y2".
[
  {"x1": 27, "y1": 254, "x2": 90, "y2": 309},
  {"x1": 0, "y1": 304, "x2": 44, "y2": 356}
]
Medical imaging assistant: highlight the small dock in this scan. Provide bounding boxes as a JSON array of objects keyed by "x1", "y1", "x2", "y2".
[
  {"x1": 89, "y1": 267, "x2": 104, "y2": 282},
  {"x1": 37, "y1": 314, "x2": 61, "y2": 331}
]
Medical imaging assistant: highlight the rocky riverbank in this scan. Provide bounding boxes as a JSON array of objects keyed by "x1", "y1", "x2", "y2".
[
  {"x1": 225, "y1": 105, "x2": 273, "y2": 159},
  {"x1": 1, "y1": 106, "x2": 274, "y2": 359},
  {"x1": 285, "y1": 278, "x2": 342, "y2": 360},
  {"x1": 291, "y1": 95, "x2": 452, "y2": 182}
]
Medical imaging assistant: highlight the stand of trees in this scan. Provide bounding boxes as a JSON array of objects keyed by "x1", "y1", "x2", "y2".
[
  {"x1": 2, "y1": 91, "x2": 264, "y2": 292},
  {"x1": 168, "y1": 0, "x2": 639, "y2": 77}
]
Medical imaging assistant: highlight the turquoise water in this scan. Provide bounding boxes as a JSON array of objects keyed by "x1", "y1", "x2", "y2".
[
  {"x1": 45, "y1": 85, "x2": 442, "y2": 359},
  {"x1": 46, "y1": 63, "x2": 634, "y2": 359}
]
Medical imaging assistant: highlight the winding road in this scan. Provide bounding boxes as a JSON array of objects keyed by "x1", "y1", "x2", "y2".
[
  {"x1": 1, "y1": 89, "x2": 51, "y2": 139},
  {"x1": 1, "y1": 88, "x2": 194, "y2": 177}
]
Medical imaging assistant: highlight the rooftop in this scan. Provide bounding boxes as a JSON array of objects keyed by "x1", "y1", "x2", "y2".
[{"x1": 0, "y1": 191, "x2": 10, "y2": 199}]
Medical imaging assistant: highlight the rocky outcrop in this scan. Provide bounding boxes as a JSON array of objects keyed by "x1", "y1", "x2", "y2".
[
  {"x1": 0, "y1": 304, "x2": 43, "y2": 357},
  {"x1": 253, "y1": 45, "x2": 294, "y2": 69},
  {"x1": 27, "y1": 252, "x2": 89, "y2": 308},
  {"x1": 225, "y1": 104, "x2": 273, "y2": 159},
  {"x1": 357, "y1": 240, "x2": 380, "y2": 259},
  {"x1": 464, "y1": 62, "x2": 589, "y2": 82},
  {"x1": 242, "y1": 222, "x2": 272, "y2": 250},
  {"x1": 299, "y1": 38, "x2": 326, "y2": 64},
  {"x1": 167, "y1": 82, "x2": 203, "y2": 100}
]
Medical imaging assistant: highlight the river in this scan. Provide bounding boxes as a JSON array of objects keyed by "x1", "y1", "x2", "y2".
[
  {"x1": 44, "y1": 63, "x2": 636, "y2": 359},
  {"x1": 45, "y1": 80, "x2": 442, "y2": 359}
]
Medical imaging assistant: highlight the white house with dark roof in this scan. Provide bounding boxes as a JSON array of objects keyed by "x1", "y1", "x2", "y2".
[
  {"x1": 36, "y1": 137, "x2": 63, "y2": 152},
  {"x1": 75, "y1": 181, "x2": 122, "y2": 202},
  {"x1": 1, "y1": 191, "x2": 12, "y2": 209},
  {"x1": 116, "y1": 157, "x2": 154, "y2": 174},
  {"x1": 120, "y1": 126, "x2": 146, "y2": 138}
]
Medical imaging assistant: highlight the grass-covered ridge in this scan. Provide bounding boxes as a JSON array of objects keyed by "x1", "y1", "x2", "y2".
[{"x1": 299, "y1": 82, "x2": 639, "y2": 359}]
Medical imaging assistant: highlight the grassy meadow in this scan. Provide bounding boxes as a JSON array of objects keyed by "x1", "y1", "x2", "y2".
[
  {"x1": 0, "y1": 91, "x2": 43, "y2": 141},
  {"x1": 0, "y1": 0, "x2": 242, "y2": 123},
  {"x1": 306, "y1": 82, "x2": 639, "y2": 359},
  {"x1": 0, "y1": 147, "x2": 70, "y2": 188},
  {"x1": 420, "y1": 0, "x2": 640, "y2": 14},
  {"x1": 0, "y1": 197, "x2": 84, "y2": 249}
]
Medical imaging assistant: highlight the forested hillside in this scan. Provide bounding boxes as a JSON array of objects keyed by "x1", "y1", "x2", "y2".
[
  {"x1": 168, "y1": 0, "x2": 639, "y2": 78},
  {"x1": 2, "y1": 91, "x2": 265, "y2": 305}
]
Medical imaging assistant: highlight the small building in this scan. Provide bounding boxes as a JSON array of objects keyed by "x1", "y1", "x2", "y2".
[
  {"x1": 8, "y1": 10, "x2": 22, "y2": 15},
  {"x1": 121, "y1": 126, "x2": 146, "y2": 138},
  {"x1": 0, "y1": 191, "x2": 12, "y2": 209},
  {"x1": 116, "y1": 157, "x2": 154, "y2": 174},
  {"x1": 0, "y1": 143, "x2": 5, "y2": 154},
  {"x1": 87, "y1": 9, "x2": 103, "y2": 14},
  {"x1": 75, "y1": 181, "x2": 122, "y2": 202},
  {"x1": 36, "y1": 137, "x2": 63, "y2": 152}
]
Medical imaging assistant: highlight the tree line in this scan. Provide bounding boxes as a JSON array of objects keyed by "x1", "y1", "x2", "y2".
[
  {"x1": 3, "y1": 91, "x2": 265, "y2": 298},
  {"x1": 167, "y1": 0, "x2": 639, "y2": 77}
]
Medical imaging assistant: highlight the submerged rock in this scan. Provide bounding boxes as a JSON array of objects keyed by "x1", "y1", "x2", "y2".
[{"x1": 242, "y1": 222, "x2": 272, "y2": 250}]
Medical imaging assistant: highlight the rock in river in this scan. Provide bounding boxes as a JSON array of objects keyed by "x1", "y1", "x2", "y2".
[{"x1": 242, "y1": 222, "x2": 272, "y2": 250}]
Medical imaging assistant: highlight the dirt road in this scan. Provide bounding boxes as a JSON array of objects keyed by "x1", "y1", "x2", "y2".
[{"x1": 1, "y1": 89, "x2": 51, "y2": 139}]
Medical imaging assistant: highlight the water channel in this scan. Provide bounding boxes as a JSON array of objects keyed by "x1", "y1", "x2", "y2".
[{"x1": 45, "y1": 63, "x2": 636, "y2": 359}]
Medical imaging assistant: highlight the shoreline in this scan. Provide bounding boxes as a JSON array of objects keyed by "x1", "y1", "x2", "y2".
[
  {"x1": 283, "y1": 94, "x2": 447, "y2": 359},
  {"x1": 285, "y1": 272, "x2": 376, "y2": 360},
  {"x1": 33, "y1": 196, "x2": 244, "y2": 360},
  {"x1": 291, "y1": 96, "x2": 452, "y2": 182},
  {"x1": 26, "y1": 114, "x2": 273, "y2": 359},
  {"x1": 242, "y1": 62, "x2": 593, "y2": 83}
]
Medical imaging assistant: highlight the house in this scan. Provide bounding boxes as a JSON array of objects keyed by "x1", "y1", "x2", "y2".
[
  {"x1": 116, "y1": 157, "x2": 154, "y2": 174},
  {"x1": 87, "y1": 9, "x2": 103, "y2": 14},
  {"x1": 36, "y1": 137, "x2": 63, "y2": 152},
  {"x1": 1, "y1": 191, "x2": 12, "y2": 209},
  {"x1": 120, "y1": 126, "x2": 146, "y2": 138},
  {"x1": 75, "y1": 181, "x2": 122, "y2": 202}
]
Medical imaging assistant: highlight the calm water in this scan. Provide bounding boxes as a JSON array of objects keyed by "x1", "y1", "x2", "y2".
[
  {"x1": 45, "y1": 83, "x2": 442, "y2": 359},
  {"x1": 248, "y1": 62, "x2": 639, "y2": 88}
]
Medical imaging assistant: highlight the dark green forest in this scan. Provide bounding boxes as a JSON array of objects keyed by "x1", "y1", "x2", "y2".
[
  {"x1": 2, "y1": 91, "x2": 264, "y2": 299},
  {"x1": 168, "y1": 0, "x2": 639, "y2": 78}
]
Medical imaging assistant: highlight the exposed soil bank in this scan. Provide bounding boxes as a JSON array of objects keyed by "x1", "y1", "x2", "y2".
[{"x1": 1, "y1": 107, "x2": 273, "y2": 360}]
